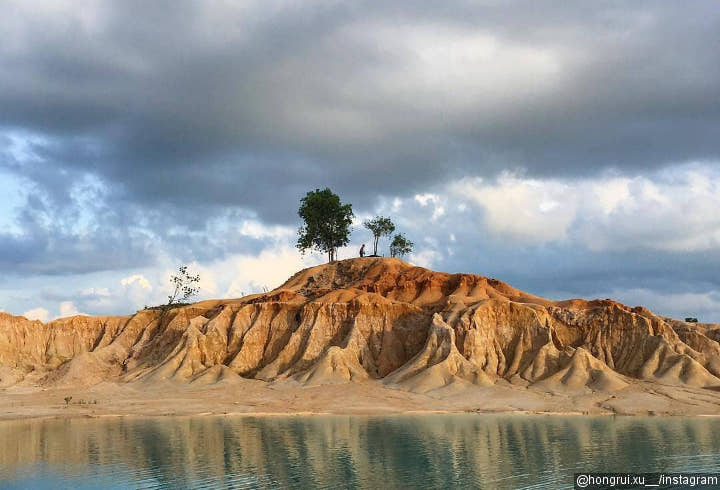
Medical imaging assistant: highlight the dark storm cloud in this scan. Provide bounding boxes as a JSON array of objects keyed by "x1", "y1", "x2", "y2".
[
  {"x1": 1, "y1": 0, "x2": 720, "y2": 308},
  {"x1": 2, "y1": 0, "x2": 720, "y2": 221}
]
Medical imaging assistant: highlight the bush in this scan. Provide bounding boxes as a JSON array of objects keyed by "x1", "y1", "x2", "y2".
[{"x1": 390, "y1": 233, "x2": 414, "y2": 258}]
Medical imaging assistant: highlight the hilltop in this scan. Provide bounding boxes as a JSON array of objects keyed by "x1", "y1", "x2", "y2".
[{"x1": 2, "y1": 257, "x2": 720, "y2": 418}]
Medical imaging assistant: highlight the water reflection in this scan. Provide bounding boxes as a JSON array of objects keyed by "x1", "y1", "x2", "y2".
[{"x1": 1, "y1": 414, "x2": 720, "y2": 489}]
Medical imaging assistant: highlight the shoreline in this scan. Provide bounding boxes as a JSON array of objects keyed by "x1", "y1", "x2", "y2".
[
  {"x1": 3, "y1": 378, "x2": 720, "y2": 422},
  {"x1": 3, "y1": 408, "x2": 720, "y2": 423}
]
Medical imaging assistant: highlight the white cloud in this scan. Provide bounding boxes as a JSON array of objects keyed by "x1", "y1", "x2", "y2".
[
  {"x1": 413, "y1": 193, "x2": 446, "y2": 221},
  {"x1": 224, "y1": 246, "x2": 322, "y2": 297},
  {"x1": 355, "y1": 23, "x2": 562, "y2": 116},
  {"x1": 409, "y1": 249, "x2": 441, "y2": 269},
  {"x1": 414, "y1": 193, "x2": 439, "y2": 206},
  {"x1": 239, "y1": 220, "x2": 294, "y2": 240},
  {"x1": 452, "y1": 174, "x2": 577, "y2": 243},
  {"x1": 58, "y1": 301, "x2": 82, "y2": 318},
  {"x1": 575, "y1": 167, "x2": 720, "y2": 252},
  {"x1": 590, "y1": 177, "x2": 632, "y2": 215},
  {"x1": 120, "y1": 274, "x2": 156, "y2": 309},
  {"x1": 120, "y1": 274, "x2": 152, "y2": 290},
  {"x1": 23, "y1": 307, "x2": 49, "y2": 322},
  {"x1": 449, "y1": 163, "x2": 720, "y2": 252}
]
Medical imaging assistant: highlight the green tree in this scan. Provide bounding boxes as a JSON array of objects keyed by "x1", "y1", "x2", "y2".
[
  {"x1": 363, "y1": 216, "x2": 395, "y2": 256},
  {"x1": 390, "y1": 233, "x2": 413, "y2": 258},
  {"x1": 297, "y1": 188, "x2": 354, "y2": 262},
  {"x1": 167, "y1": 265, "x2": 200, "y2": 306}
]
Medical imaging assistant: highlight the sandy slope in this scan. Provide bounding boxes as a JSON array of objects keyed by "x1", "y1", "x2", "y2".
[{"x1": 2, "y1": 257, "x2": 720, "y2": 418}]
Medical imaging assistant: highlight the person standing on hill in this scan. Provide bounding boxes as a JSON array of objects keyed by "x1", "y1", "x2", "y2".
[{"x1": 359, "y1": 244, "x2": 366, "y2": 257}]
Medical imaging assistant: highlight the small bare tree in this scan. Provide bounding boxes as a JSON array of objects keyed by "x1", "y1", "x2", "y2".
[{"x1": 167, "y1": 265, "x2": 200, "y2": 306}]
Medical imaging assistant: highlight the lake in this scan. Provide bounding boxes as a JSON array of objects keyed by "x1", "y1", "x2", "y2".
[{"x1": 1, "y1": 414, "x2": 720, "y2": 489}]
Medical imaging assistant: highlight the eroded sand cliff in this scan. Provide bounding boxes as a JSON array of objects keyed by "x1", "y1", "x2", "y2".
[{"x1": 2, "y1": 257, "x2": 720, "y2": 417}]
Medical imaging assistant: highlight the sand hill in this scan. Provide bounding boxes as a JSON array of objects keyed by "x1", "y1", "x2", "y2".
[{"x1": 2, "y1": 257, "x2": 720, "y2": 418}]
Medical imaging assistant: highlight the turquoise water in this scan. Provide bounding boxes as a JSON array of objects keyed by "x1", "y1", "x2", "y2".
[{"x1": 1, "y1": 414, "x2": 720, "y2": 489}]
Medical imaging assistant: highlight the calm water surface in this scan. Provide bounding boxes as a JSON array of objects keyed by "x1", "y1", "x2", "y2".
[{"x1": 1, "y1": 414, "x2": 720, "y2": 489}]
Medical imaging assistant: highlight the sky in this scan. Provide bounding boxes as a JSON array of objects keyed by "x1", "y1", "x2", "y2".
[{"x1": 1, "y1": 0, "x2": 720, "y2": 323}]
